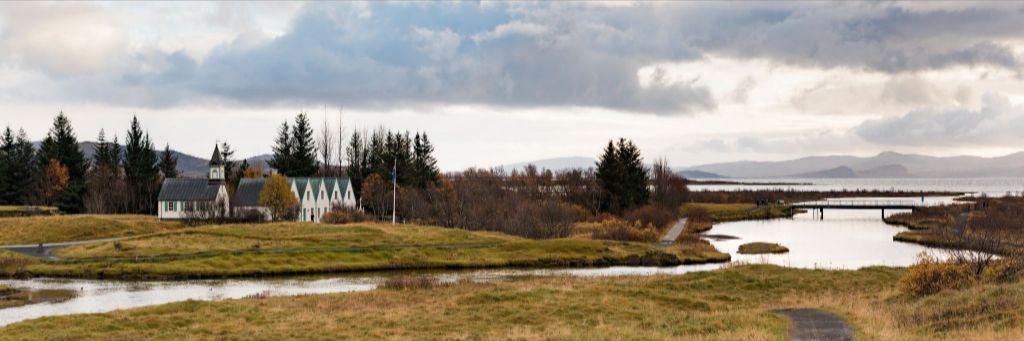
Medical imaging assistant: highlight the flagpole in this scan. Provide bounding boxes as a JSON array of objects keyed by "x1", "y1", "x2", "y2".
[{"x1": 392, "y1": 159, "x2": 397, "y2": 225}]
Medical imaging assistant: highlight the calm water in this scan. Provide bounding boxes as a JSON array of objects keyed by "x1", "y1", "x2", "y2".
[
  {"x1": 0, "y1": 196, "x2": 954, "y2": 326},
  {"x1": 691, "y1": 177, "x2": 1024, "y2": 196}
]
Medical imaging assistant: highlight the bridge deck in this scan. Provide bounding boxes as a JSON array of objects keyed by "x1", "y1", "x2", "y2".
[{"x1": 791, "y1": 200, "x2": 922, "y2": 210}]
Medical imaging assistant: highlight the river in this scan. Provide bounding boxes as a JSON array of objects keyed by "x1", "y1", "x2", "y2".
[{"x1": 0, "y1": 196, "x2": 953, "y2": 327}]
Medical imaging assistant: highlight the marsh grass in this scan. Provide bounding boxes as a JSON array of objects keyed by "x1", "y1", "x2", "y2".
[
  {"x1": 16, "y1": 222, "x2": 687, "y2": 279},
  {"x1": 738, "y1": 242, "x2": 789, "y2": 255}
]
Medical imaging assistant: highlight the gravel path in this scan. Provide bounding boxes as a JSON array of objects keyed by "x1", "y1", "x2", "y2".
[
  {"x1": 773, "y1": 308, "x2": 854, "y2": 341},
  {"x1": 0, "y1": 237, "x2": 128, "y2": 260},
  {"x1": 658, "y1": 218, "x2": 687, "y2": 246}
]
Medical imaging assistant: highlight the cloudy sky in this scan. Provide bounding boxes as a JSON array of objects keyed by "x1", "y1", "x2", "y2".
[{"x1": 2, "y1": 1, "x2": 1024, "y2": 170}]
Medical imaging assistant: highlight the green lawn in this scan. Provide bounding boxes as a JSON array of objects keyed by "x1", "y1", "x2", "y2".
[{"x1": 4, "y1": 265, "x2": 1020, "y2": 340}]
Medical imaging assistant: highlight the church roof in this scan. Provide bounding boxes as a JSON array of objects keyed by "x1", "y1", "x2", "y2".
[
  {"x1": 233, "y1": 178, "x2": 265, "y2": 207},
  {"x1": 209, "y1": 144, "x2": 224, "y2": 166},
  {"x1": 158, "y1": 178, "x2": 222, "y2": 202}
]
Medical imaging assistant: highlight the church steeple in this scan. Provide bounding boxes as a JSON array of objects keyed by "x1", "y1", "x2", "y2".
[{"x1": 209, "y1": 144, "x2": 225, "y2": 182}]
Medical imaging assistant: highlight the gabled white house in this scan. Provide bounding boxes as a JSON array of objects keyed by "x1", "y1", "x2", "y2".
[
  {"x1": 233, "y1": 176, "x2": 356, "y2": 222},
  {"x1": 157, "y1": 145, "x2": 230, "y2": 220}
]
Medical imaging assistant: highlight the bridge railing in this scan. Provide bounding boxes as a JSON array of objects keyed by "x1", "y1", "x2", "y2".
[{"x1": 793, "y1": 200, "x2": 923, "y2": 207}]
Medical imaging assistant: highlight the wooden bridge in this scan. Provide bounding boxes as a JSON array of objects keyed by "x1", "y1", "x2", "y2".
[{"x1": 791, "y1": 200, "x2": 923, "y2": 219}]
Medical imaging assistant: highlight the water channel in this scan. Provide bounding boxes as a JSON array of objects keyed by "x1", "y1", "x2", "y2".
[{"x1": 0, "y1": 196, "x2": 954, "y2": 327}]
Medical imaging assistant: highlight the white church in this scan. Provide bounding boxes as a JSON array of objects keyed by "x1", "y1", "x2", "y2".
[{"x1": 157, "y1": 145, "x2": 357, "y2": 222}]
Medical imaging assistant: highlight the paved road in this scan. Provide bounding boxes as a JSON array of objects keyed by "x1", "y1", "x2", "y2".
[
  {"x1": 0, "y1": 237, "x2": 127, "y2": 260},
  {"x1": 657, "y1": 218, "x2": 687, "y2": 246},
  {"x1": 773, "y1": 308, "x2": 853, "y2": 341}
]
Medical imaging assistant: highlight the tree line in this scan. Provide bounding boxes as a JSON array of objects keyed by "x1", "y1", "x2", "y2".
[{"x1": 0, "y1": 113, "x2": 180, "y2": 214}]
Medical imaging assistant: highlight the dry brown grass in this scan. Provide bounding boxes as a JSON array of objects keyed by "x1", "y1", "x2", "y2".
[{"x1": 0, "y1": 215, "x2": 183, "y2": 245}]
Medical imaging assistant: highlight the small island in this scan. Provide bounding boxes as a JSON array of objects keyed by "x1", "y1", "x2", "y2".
[{"x1": 738, "y1": 242, "x2": 790, "y2": 254}]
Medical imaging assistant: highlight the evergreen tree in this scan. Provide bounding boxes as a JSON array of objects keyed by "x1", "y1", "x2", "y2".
[
  {"x1": 37, "y1": 112, "x2": 87, "y2": 213},
  {"x1": 93, "y1": 129, "x2": 121, "y2": 171},
  {"x1": 269, "y1": 121, "x2": 293, "y2": 175},
  {"x1": 0, "y1": 127, "x2": 13, "y2": 205},
  {"x1": 615, "y1": 138, "x2": 649, "y2": 209},
  {"x1": 220, "y1": 141, "x2": 240, "y2": 192},
  {"x1": 595, "y1": 140, "x2": 622, "y2": 212},
  {"x1": 290, "y1": 112, "x2": 319, "y2": 176},
  {"x1": 345, "y1": 130, "x2": 368, "y2": 200},
  {"x1": 123, "y1": 116, "x2": 159, "y2": 214},
  {"x1": 158, "y1": 144, "x2": 179, "y2": 178},
  {"x1": 412, "y1": 133, "x2": 439, "y2": 187},
  {"x1": 7, "y1": 129, "x2": 37, "y2": 205}
]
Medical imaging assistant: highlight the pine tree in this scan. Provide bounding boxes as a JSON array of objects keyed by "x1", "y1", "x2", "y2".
[
  {"x1": 37, "y1": 112, "x2": 87, "y2": 213},
  {"x1": 595, "y1": 140, "x2": 622, "y2": 212},
  {"x1": 290, "y1": 112, "x2": 319, "y2": 176},
  {"x1": 269, "y1": 121, "x2": 293, "y2": 175},
  {"x1": 220, "y1": 141, "x2": 239, "y2": 192},
  {"x1": 345, "y1": 129, "x2": 368, "y2": 199},
  {"x1": 412, "y1": 133, "x2": 439, "y2": 187},
  {"x1": 615, "y1": 138, "x2": 649, "y2": 209},
  {"x1": 158, "y1": 144, "x2": 179, "y2": 178},
  {"x1": 93, "y1": 129, "x2": 121, "y2": 171},
  {"x1": 7, "y1": 129, "x2": 36, "y2": 205},
  {"x1": 0, "y1": 127, "x2": 13, "y2": 205},
  {"x1": 124, "y1": 116, "x2": 159, "y2": 214}
]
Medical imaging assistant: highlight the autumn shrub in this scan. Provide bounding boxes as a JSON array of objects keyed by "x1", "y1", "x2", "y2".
[
  {"x1": 588, "y1": 218, "x2": 660, "y2": 242},
  {"x1": 321, "y1": 207, "x2": 372, "y2": 224},
  {"x1": 622, "y1": 204, "x2": 677, "y2": 230},
  {"x1": 900, "y1": 255, "x2": 975, "y2": 297}
]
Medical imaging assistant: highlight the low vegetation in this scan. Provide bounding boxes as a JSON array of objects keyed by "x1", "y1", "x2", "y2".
[
  {"x1": 2, "y1": 222, "x2": 691, "y2": 279},
  {"x1": 681, "y1": 203, "x2": 792, "y2": 233},
  {"x1": 0, "y1": 206, "x2": 59, "y2": 218},
  {"x1": 885, "y1": 205, "x2": 962, "y2": 230},
  {"x1": 0, "y1": 215, "x2": 183, "y2": 245},
  {"x1": 738, "y1": 242, "x2": 789, "y2": 254},
  {"x1": 7, "y1": 264, "x2": 1024, "y2": 340}
]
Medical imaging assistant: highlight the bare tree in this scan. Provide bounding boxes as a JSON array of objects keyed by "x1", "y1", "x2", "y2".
[
  {"x1": 318, "y1": 107, "x2": 335, "y2": 176},
  {"x1": 335, "y1": 106, "x2": 347, "y2": 176}
]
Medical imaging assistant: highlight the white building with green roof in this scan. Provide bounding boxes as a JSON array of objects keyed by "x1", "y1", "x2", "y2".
[{"x1": 233, "y1": 176, "x2": 356, "y2": 222}]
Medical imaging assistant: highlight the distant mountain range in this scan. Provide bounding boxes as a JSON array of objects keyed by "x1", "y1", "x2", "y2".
[{"x1": 684, "y1": 151, "x2": 1024, "y2": 178}]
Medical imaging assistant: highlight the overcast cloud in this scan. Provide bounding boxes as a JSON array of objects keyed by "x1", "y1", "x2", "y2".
[{"x1": 2, "y1": 1, "x2": 1024, "y2": 168}]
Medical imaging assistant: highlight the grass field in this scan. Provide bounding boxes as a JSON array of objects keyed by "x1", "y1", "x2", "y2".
[
  {"x1": 3, "y1": 264, "x2": 1022, "y2": 340},
  {"x1": 0, "y1": 222, "x2": 703, "y2": 279},
  {"x1": 738, "y1": 242, "x2": 789, "y2": 254},
  {"x1": 681, "y1": 203, "x2": 793, "y2": 233},
  {"x1": 0, "y1": 215, "x2": 183, "y2": 245}
]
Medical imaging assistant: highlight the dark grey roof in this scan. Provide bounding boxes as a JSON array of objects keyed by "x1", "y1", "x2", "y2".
[
  {"x1": 158, "y1": 178, "x2": 221, "y2": 201},
  {"x1": 233, "y1": 178, "x2": 266, "y2": 207},
  {"x1": 209, "y1": 145, "x2": 223, "y2": 165}
]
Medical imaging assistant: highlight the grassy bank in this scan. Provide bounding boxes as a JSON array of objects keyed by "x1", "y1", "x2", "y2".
[
  {"x1": 0, "y1": 215, "x2": 183, "y2": 245},
  {"x1": 5, "y1": 265, "x2": 1023, "y2": 340},
  {"x1": 681, "y1": 203, "x2": 793, "y2": 233},
  {"x1": 2, "y1": 222, "x2": 698, "y2": 279},
  {"x1": 0, "y1": 284, "x2": 74, "y2": 309},
  {"x1": 738, "y1": 242, "x2": 789, "y2": 254}
]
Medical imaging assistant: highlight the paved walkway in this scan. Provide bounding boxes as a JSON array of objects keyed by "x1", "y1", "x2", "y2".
[
  {"x1": 657, "y1": 218, "x2": 687, "y2": 246},
  {"x1": 0, "y1": 236, "x2": 128, "y2": 260},
  {"x1": 773, "y1": 308, "x2": 853, "y2": 341}
]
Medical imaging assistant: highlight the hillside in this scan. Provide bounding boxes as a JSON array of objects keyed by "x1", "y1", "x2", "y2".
[{"x1": 685, "y1": 151, "x2": 1024, "y2": 178}]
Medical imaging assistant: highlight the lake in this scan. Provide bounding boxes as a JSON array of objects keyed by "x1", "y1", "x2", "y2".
[{"x1": 691, "y1": 177, "x2": 1024, "y2": 196}]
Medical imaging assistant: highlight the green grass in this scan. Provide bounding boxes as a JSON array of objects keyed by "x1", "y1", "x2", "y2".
[
  {"x1": 0, "y1": 215, "x2": 183, "y2": 245},
  {"x1": 3, "y1": 222, "x2": 693, "y2": 279},
  {"x1": 738, "y1": 242, "x2": 789, "y2": 254}
]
